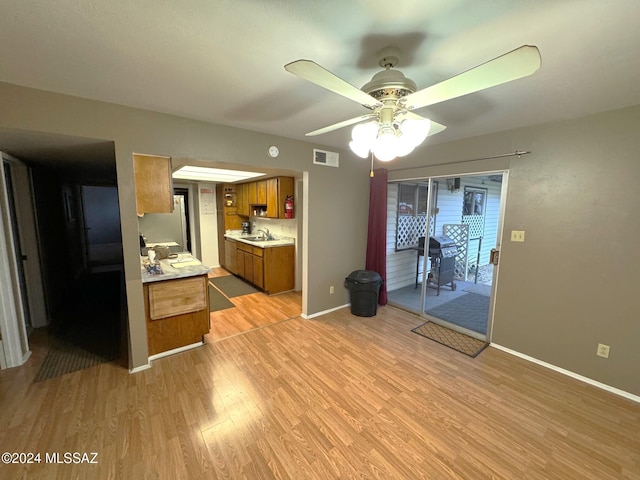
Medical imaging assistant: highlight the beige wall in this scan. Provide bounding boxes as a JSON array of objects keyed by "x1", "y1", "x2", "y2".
[
  {"x1": 2, "y1": 80, "x2": 637, "y2": 396},
  {"x1": 0, "y1": 82, "x2": 370, "y2": 370},
  {"x1": 389, "y1": 105, "x2": 640, "y2": 396}
]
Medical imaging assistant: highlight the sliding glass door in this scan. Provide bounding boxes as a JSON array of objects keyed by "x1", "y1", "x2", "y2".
[{"x1": 387, "y1": 172, "x2": 507, "y2": 341}]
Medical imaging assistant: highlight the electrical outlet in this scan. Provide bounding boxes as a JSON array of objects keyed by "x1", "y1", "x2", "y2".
[
  {"x1": 329, "y1": 285, "x2": 334, "y2": 294},
  {"x1": 596, "y1": 343, "x2": 610, "y2": 358},
  {"x1": 511, "y1": 230, "x2": 526, "y2": 242}
]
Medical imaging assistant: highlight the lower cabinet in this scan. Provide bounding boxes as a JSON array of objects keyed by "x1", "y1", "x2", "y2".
[
  {"x1": 229, "y1": 239, "x2": 294, "y2": 294},
  {"x1": 144, "y1": 274, "x2": 210, "y2": 356},
  {"x1": 236, "y1": 242, "x2": 264, "y2": 289},
  {"x1": 224, "y1": 239, "x2": 237, "y2": 274}
]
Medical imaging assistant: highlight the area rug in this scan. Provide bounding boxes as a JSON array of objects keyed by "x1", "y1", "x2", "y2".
[
  {"x1": 425, "y1": 292, "x2": 489, "y2": 334},
  {"x1": 209, "y1": 284, "x2": 235, "y2": 312},
  {"x1": 210, "y1": 275, "x2": 259, "y2": 298},
  {"x1": 412, "y1": 321, "x2": 489, "y2": 357}
]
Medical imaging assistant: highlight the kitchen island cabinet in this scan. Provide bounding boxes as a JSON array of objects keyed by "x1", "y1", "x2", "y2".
[{"x1": 141, "y1": 254, "x2": 211, "y2": 358}]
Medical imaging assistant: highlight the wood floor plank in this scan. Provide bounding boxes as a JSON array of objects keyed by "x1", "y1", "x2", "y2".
[{"x1": 1, "y1": 304, "x2": 639, "y2": 479}]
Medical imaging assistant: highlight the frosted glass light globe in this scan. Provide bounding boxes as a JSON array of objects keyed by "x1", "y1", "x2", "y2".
[
  {"x1": 349, "y1": 140, "x2": 370, "y2": 158},
  {"x1": 373, "y1": 129, "x2": 399, "y2": 162},
  {"x1": 400, "y1": 118, "x2": 431, "y2": 147}
]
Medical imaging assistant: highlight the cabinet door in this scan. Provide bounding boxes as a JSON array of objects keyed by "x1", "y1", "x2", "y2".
[
  {"x1": 225, "y1": 240, "x2": 237, "y2": 274},
  {"x1": 278, "y1": 176, "x2": 294, "y2": 219},
  {"x1": 236, "y1": 249, "x2": 246, "y2": 278},
  {"x1": 263, "y1": 245, "x2": 295, "y2": 294},
  {"x1": 248, "y1": 182, "x2": 257, "y2": 205},
  {"x1": 252, "y1": 254, "x2": 264, "y2": 289},
  {"x1": 266, "y1": 178, "x2": 278, "y2": 218},
  {"x1": 238, "y1": 183, "x2": 249, "y2": 216},
  {"x1": 244, "y1": 252, "x2": 254, "y2": 284},
  {"x1": 133, "y1": 154, "x2": 173, "y2": 215},
  {"x1": 256, "y1": 180, "x2": 267, "y2": 204}
]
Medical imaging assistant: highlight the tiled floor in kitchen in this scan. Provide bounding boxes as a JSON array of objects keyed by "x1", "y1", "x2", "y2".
[{"x1": 205, "y1": 267, "x2": 302, "y2": 343}]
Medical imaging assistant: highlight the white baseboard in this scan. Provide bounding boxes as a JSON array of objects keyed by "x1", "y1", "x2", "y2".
[
  {"x1": 491, "y1": 343, "x2": 640, "y2": 404},
  {"x1": 129, "y1": 362, "x2": 152, "y2": 374},
  {"x1": 0, "y1": 340, "x2": 6, "y2": 369},
  {"x1": 147, "y1": 341, "x2": 204, "y2": 362},
  {"x1": 302, "y1": 303, "x2": 349, "y2": 319}
]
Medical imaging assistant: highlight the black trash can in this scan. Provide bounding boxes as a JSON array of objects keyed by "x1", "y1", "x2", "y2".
[{"x1": 344, "y1": 270, "x2": 384, "y2": 317}]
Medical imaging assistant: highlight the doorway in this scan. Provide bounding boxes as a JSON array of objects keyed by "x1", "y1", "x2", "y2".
[
  {"x1": 81, "y1": 185, "x2": 123, "y2": 271},
  {"x1": 3, "y1": 160, "x2": 32, "y2": 332},
  {"x1": 386, "y1": 172, "x2": 506, "y2": 340}
]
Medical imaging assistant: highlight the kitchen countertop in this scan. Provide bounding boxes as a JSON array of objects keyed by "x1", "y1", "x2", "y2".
[
  {"x1": 224, "y1": 232, "x2": 295, "y2": 248},
  {"x1": 141, "y1": 253, "x2": 211, "y2": 283}
]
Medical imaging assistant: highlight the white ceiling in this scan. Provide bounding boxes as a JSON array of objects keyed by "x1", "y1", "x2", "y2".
[{"x1": 1, "y1": 0, "x2": 640, "y2": 161}]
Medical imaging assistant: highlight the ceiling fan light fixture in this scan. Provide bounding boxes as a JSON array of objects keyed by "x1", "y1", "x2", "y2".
[
  {"x1": 352, "y1": 121, "x2": 378, "y2": 143},
  {"x1": 400, "y1": 118, "x2": 431, "y2": 146},
  {"x1": 372, "y1": 127, "x2": 399, "y2": 162},
  {"x1": 349, "y1": 140, "x2": 370, "y2": 158},
  {"x1": 395, "y1": 135, "x2": 416, "y2": 157}
]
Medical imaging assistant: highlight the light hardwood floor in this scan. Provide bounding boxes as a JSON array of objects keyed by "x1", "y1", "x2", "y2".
[
  {"x1": 1, "y1": 304, "x2": 639, "y2": 479},
  {"x1": 206, "y1": 267, "x2": 302, "y2": 342}
]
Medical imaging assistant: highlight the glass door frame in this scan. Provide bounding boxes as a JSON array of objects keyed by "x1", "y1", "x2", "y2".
[{"x1": 414, "y1": 170, "x2": 509, "y2": 342}]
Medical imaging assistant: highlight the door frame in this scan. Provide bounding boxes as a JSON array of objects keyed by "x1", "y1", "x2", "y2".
[
  {"x1": 0, "y1": 153, "x2": 35, "y2": 368},
  {"x1": 387, "y1": 167, "x2": 510, "y2": 343},
  {"x1": 418, "y1": 170, "x2": 509, "y2": 342}
]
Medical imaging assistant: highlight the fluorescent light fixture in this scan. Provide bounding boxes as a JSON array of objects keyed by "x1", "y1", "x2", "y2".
[{"x1": 172, "y1": 166, "x2": 265, "y2": 182}]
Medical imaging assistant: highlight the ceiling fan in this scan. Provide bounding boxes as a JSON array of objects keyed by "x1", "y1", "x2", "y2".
[{"x1": 285, "y1": 45, "x2": 541, "y2": 161}]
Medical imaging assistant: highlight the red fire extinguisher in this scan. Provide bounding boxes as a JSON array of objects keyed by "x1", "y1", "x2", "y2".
[{"x1": 284, "y1": 195, "x2": 294, "y2": 219}]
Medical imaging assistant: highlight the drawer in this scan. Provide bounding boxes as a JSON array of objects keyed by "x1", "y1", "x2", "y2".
[
  {"x1": 148, "y1": 276, "x2": 207, "y2": 320},
  {"x1": 252, "y1": 246, "x2": 264, "y2": 257},
  {"x1": 237, "y1": 242, "x2": 253, "y2": 253}
]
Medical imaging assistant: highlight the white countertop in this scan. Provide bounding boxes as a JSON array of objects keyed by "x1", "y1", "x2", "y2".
[
  {"x1": 224, "y1": 232, "x2": 295, "y2": 248},
  {"x1": 141, "y1": 253, "x2": 211, "y2": 283}
]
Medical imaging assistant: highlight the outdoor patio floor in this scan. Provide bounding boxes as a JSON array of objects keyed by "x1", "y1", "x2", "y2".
[{"x1": 387, "y1": 279, "x2": 492, "y2": 335}]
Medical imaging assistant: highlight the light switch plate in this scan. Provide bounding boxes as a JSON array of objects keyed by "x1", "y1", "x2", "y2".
[{"x1": 511, "y1": 230, "x2": 525, "y2": 242}]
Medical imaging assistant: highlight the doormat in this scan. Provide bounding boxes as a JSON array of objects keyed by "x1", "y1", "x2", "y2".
[
  {"x1": 209, "y1": 284, "x2": 235, "y2": 312},
  {"x1": 210, "y1": 275, "x2": 259, "y2": 298},
  {"x1": 425, "y1": 293, "x2": 489, "y2": 334},
  {"x1": 33, "y1": 335, "x2": 119, "y2": 382},
  {"x1": 412, "y1": 321, "x2": 489, "y2": 357}
]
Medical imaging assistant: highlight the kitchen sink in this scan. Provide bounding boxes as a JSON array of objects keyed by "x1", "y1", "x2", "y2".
[{"x1": 242, "y1": 236, "x2": 276, "y2": 242}]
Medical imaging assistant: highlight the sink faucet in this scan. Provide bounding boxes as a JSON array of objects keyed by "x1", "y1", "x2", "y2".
[{"x1": 257, "y1": 228, "x2": 273, "y2": 240}]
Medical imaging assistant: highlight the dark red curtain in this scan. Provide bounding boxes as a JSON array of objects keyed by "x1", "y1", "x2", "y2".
[{"x1": 365, "y1": 168, "x2": 387, "y2": 305}]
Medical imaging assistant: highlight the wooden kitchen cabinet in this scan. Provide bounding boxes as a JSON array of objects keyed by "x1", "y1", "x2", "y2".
[
  {"x1": 144, "y1": 275, "x2": 210, "y2": 356},
  {"x1": 236, "y1": 176, "x2": 295, "y2": 218},
  {"x1": 266, "y1": 176, "x2": 295, "y2": 218},
  {"x1": 263, "y1": 245, "x2": 294, "y2": 293},
  {"x1": 225, "y1": 239, "x2": 238, "y2": 274},
  {"x1": 226, "y1": 239, "x2": 293, "y2": 294},
  {"x1": 133, "y1": 154, "x2": 174, "y2": 215},
  {"x1": 236, "y1": 242, "x2": 264, "y2": 288},
  {"x1": 256, "y1": 180, "x2": 267, "y2": 205},
  {"x1": 247, "y1": 180, "x2": 267, "y2": 206},
  {"x1": 237, "y1": 182, "x2": 250, "y2": 217},
  {"x1": 252, "y1": 254, "x2": 264, "y2": 289}
]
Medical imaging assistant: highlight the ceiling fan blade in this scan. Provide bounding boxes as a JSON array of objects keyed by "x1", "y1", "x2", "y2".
[
  {"x1": 398, "y1": 111, "x2": 447, "y2": 136},
  {"x1": 285, "y1": 60, "x2": 382, "y2": 109},
  {"x1": 306, "y1": 114, "x2": 377, "y2": 136},
  {"x1": 403, "y1": 45, "x2": 541, "y2": 110}
]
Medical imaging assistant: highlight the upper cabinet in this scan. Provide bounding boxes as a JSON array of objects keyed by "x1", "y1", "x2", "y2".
[
  {"x1": 133, "y1": 154, "x2": 174, "y2": 215},
  {"x1": 237, "y1": 176, "x2": 295, "y2": 219},
  {"x1": 266, "y1": 176, "x2": 294, "y2": 219}
]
